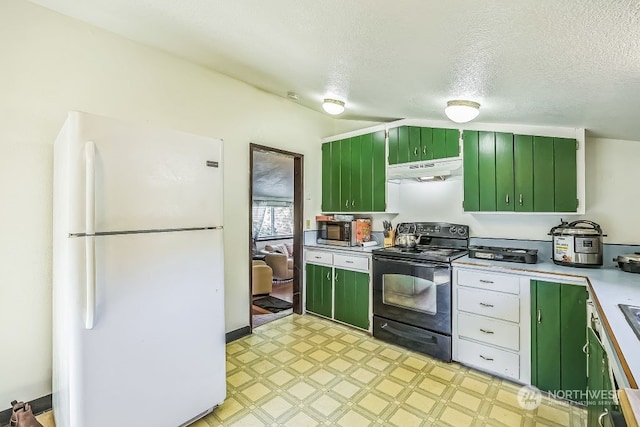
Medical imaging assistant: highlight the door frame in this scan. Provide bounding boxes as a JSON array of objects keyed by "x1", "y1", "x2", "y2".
[{"x1": 249, "y1": 143, "x2": 304, "y2": 331}]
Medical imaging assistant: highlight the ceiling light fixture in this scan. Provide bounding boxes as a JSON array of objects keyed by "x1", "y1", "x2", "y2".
[
  {"x1": 322, "y1": 98, "x2": 345, "y2": 115},
  {"x1": 444, "y1": 100, "x2": 481, "y2": 123}
]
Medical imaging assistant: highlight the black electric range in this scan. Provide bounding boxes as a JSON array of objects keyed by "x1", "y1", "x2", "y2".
[{"x1": 371, "y1": 222, "x2": 469, "y2": 362}]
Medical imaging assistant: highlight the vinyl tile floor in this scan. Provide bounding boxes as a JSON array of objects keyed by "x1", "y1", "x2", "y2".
[{"x1": 36, "y1": 314, "x2": 586, "y2": 426}]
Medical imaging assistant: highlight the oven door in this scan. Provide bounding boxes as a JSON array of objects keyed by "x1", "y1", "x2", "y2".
[{"x1": 373, "y1": 255, "x2": 451, "y2": 334}]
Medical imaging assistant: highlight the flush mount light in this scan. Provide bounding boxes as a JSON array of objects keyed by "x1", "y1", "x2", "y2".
[
  {"x1": 444, "y1": 100, "x2": 480, "y2": 123},
  {"x1": 322, "y1": 98, "x2": 345, "y2": 115}
]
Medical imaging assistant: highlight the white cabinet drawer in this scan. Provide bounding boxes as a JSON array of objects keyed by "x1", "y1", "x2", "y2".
[
  {"x1": 457, "y1": 312, "x2": 520, "y2": 351},
  {"x1": 457, "y1": 287, "x2": 520, "y2": 323},
  {"x1": 333, "y1": 254, "x2": 369, "y2": 272},
  {"x1": 457, "y1": 339, "x2": 520, "y2": 380},
  {"x1": 457, "y1": 269, "x2": 520, "y2": 294},
  {"x1": 305, "y1": 250, "x2": 333, "y2": 265}
]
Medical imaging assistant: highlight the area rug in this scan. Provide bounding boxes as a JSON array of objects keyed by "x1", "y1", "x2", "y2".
[{"x1": 253, "y1": 296, "x2": 293, "y2": 313}]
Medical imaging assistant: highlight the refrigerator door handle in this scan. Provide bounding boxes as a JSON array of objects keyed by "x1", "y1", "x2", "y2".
[{"x1": 85, "y1": 141, "x2": 96, "y2": 329}]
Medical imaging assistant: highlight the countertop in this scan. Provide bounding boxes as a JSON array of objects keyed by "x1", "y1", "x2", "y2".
[
  {"x1": 452, "y1": 256, "x2": 640, "y2": 389},
  {"x1": 303, "y1": 242, "x2": 383, "y2": 254}
]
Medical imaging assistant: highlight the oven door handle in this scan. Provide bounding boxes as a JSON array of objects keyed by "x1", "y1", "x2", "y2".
[
  {"x1": 374, "y1": 256, "x2": 449, "y2": 269},
  {"x1": 380, "y1": 322, "x2": 437, "y2": 344}
]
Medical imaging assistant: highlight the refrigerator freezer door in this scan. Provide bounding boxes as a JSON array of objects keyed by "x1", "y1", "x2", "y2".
[
  {"x1": 56, "y1": 229, "x2": 225, "y2": 427},
  {"x1": 57, "y1": 112, "x2": 223, "y2": 234}
]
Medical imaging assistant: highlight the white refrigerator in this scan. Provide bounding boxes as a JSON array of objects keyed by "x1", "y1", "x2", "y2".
[{"x1": 52, "y1": 112, "x2": 226, "y2": 427}]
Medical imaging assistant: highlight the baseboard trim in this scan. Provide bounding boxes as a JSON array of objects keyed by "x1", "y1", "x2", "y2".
[
  {"x1": 226, "y1": 326, "x2": 251, "y2": 343},
  {"x1": 0, "y1": 394, "x2": 52, "y2": 426}
]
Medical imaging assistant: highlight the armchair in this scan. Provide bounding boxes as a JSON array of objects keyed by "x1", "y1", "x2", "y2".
[
  {"x1": 252, "y1": 260, "x2": 273, "y2": 295},
  {"x1": 261, "y1": 243, "x2": 294, "y2": 281}
]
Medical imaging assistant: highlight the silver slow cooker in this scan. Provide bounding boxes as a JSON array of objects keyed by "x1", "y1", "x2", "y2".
[{"x1": 549, "y1": 220, "x2": 605, "y2": 268}]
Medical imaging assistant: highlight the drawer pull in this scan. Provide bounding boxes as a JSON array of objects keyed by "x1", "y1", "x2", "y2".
[
  {"x1": 479, "y1": 302, "x2": 494, "y2": 308},
  {"x1": 479, "y1": 355, "x2": 494, "y2": 361},
  {"x1": 479, "y1": 279, "x2": 494, "y2": 284},
  {"x1": 345, "y1": 261, "x2": 354, "y2": 264},
  {"x1": 480, "y1": 328, "x2": 494, "y2": 335},
  {"x1": 314, "y1": 256, "x2": 321, "y2": 259}
]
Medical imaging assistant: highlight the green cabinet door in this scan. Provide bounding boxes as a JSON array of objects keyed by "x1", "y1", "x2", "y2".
[
  {"x1": 514, "y1": 135, "x2": 534, "y2": 212},
  {"x1": 408, "y1": 126, "x2": 421, "y2": 162},
  {"x1": 478, "y1": 131, "x2": 497, "y2": 211},
  {"x1": 388, "y1": 127, "x2": 399, "y2": 165},
  {"x1": 432, "y1": 128, "x2": 447, "y2": 159},
  {"x1": 587, "y1": 327, "x2": 604, "y2": 427},
  {"x1": 340, "y1": 139, "x2": 352, "y2": 212},
  {"x1": 397, "y1": 126, "x2": 410, "y2": 164},
  {"x1": 372, "y1": 130, "x2": 386, "y2": 212},
  {"x1": 350, "y1": 136, "x2": 362, "y2": 212},
  {"x1": 531, "y1": 281, "x2": 587, "y2": 394},
  {"x1": 321, "y1": 143, "x2": 331, "y2": 212},
  {"x1": 334, "y1": 268, "x2": 369, "y2": 330},
  {"x1": 533, "y1": 136, "x2": 555, "y2": 212},
  {"x1": 463, "y1": 130, "x2": 480, "y2": 212},
  {"x1": 554, "y1": 138, "x2": 578, "y2": 212},
  {"x1": 360, "y1": 133, "x2": 374, "y2": 212},
  {"x1": 495, "y1": 132, "x2": 515, "y2": 211},
  {"x1": 420, "y1": 127, "x2": 433, "y2": 160},
  {"x1": 305, "y1": 263, "x2": 332, "y2": 318},
  {"x1": 329, "y1": 140, "x2": 342, "y2": 212},
  {"x1": 445, "y1": 129, "x2": 460, "y2": 158}
]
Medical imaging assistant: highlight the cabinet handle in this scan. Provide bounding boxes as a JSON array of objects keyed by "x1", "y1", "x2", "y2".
[
  {"x1": 422, "y1": 147, "x2": 427, "y2": 155},
  {"x1": 505, "y1": 194, "x2": 510, "y2": 205},
  {"x1": 479, "y1": 355, "x2": 494, "y2": 361},
  {"x1": 479, "y1": 302, "x2": 494, "y2": 308},
  {"x1": 537, "y1": 309, "x2": 542, "y2": 323},
  {"x1": 414, "y1": 147, "x2": 418, "y2": 156},
  {"x1": 480, "y1": 328, "x2": 494, "y2": 335},
  {"x1": 334, "y1": 274, "x2": 338, "y2": 282},
  {"x1": 352, "y1": 200, "x2": 355, "y2": 207},
  {"x1": 326, "y1": 272, "x2": 331, "y2": 280},
  {"x1": 582, "y1": 342, "x2": 589, "y2": 355},
  {"x1": 597, "y1": 408, "x2": 609, "y2": 427},
  {"x1": 345, "y1": 200, "x2": 349, "y2": 207},
  {"x1": 519, "y1": 194, "x2": 524, "y2": 206},
  {"x1": 479, "y1": 279, "x2": 494, "y2": 284}
]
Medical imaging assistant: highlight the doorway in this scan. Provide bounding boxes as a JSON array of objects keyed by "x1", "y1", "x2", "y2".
[{"x1": 249, "y1": 144, "x2": 303, "y2": 330}]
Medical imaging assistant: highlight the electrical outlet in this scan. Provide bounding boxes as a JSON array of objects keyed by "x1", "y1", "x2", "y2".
[{"x1": 306, "y1": 219, "x2": 310, "y2": 229}]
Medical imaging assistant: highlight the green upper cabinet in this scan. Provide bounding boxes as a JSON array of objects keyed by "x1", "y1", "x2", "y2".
[
  {"x1": 388, "y1": 126, "x2": 460, "y2": 165},
  {"x1": 463, "y1": 131, "x2": 578, "y2": 213},
  {"x1": 530, "y1": 281, "x2": 587, "y2": 395},
  {"x1": 321, "y1": 129, "x2": 388, "y2": 213}
]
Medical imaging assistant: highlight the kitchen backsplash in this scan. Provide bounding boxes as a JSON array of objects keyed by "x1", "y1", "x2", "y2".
[{"x1": 470, "y1": 237, "x2": 640, "y2": 269}]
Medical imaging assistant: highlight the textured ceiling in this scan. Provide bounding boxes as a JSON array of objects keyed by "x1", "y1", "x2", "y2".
[
  {"x1": 28, "y1": 0, "x2": 640, "y2": 140},
  {"x1": 252, "y1": 150, "x2": 293, "y2": 201}
]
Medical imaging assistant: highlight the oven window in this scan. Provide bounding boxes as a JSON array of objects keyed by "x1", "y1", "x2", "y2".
[{"x1": 382, "y1": 274, "x2": 436, "y2": 315}]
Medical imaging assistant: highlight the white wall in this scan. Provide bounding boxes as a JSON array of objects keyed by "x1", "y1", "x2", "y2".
[
  {"x1": 373, "y1": 136, "x2": 640, "y2": 244},
  {"x1": 0, "y1": 0, "x2": 352, "y2": 405}
]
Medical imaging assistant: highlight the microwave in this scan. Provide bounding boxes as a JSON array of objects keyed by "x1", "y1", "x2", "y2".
[{"x1": 317, "y1": 220, "x2": 357, "y2": 246}]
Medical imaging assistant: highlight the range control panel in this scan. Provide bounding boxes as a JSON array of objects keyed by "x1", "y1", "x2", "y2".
[{"x1": 396, "y1": 222, "x2": 469, "y2": 238}]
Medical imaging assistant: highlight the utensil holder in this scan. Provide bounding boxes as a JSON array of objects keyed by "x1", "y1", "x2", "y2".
[{"x1": 384, "y1": 231, "x2": 395, "y2": 247}]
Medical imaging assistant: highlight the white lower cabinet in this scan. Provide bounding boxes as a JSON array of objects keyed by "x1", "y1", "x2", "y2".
[{"x1": 453, "y1": 267, "x2": 531, "y2": 384}]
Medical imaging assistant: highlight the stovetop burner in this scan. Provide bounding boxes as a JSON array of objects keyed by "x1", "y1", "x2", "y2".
[{"x1": 373, "y1": 222, "x2": 470, "y2": 263}]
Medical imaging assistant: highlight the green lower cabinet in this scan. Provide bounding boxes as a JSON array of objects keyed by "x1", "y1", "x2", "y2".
[
  {"x1": 531, "y1": 281, "x2": 587, "y2": 395},
  {"x1": 334, "y1": 268, "x2": 369, "y2": 330},
  {"x1": 586, "y1": 327, "x2": 618, "y2": 427},
  {"x1": 305, "y1": 263, "x2": 332, "y2": 318}
]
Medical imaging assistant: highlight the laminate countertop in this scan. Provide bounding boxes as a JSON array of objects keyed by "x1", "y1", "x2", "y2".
[
  {"x1": 453, "y1": 256, "x2": 640, "y2": 390},
  {"x1": 303, "y1": 243, "x2": 383, "y2": 254}
]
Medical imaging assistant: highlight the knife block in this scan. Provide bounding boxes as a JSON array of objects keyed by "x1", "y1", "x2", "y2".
[{"x1": 384, "y1": 231, "x2": 395, "y2": 247}]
